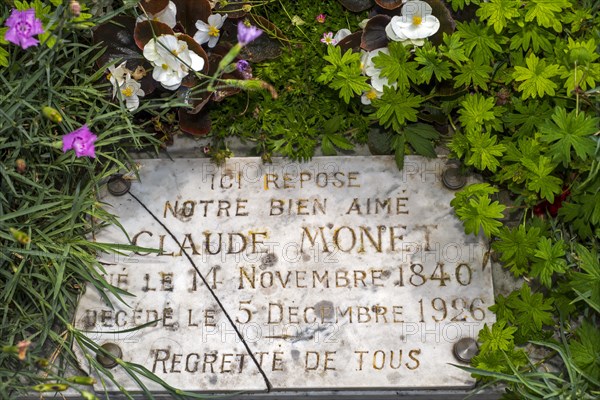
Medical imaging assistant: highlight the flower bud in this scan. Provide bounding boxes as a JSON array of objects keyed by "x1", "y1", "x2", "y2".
[
  {"x1": 9, "y1": 228, "x2": 30, "y2": 245},
  {"x1": 82, "y1": 391, "x2": 99, "y2": 400},
  {"x1": 32, "y1": 383, "x2": 69, "y2": 392},
  {"x1": 36, "y1": 358, "x2": 50, "y2": 368},
  {"x1": 67, "y1": 376, "x2": 96, "y2": 385},
  {"x1": 242, "y1": 4, "x2": 252, "y2": 12},
  {"x1": 70, "y1": 0, "x2": 81, "y2": 17},
  {"x1": 15, "y1": 159, "x2": 26, "y2": 174},
  {"x1": 42, "y1": 106, "x2": 62, "y2": 123}
]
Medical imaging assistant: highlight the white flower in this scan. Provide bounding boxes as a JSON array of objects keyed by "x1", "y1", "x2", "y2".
[
  {"x1": 107, "y1": 61, "x2": 128, "y2": 98},
  {"x1": 143, "y1": 34, "x2": 204, "y2": 90},
  {"x1": 361, "y1": 87, "x2": 383, "y2": 105},
  {"x1": 136, "y1": 1, "x2": 177, "y2": 28},
  {"x1": 120, "y1": 75, "x2": 145, "y2": 111},
  {"x1": 333, "y1": 28, "x2": 351, "y2": 44},
  {"x1": 363, "y1": 48, "x2": 397, "y2": 92},
  {"x1": 385, "y1": 0, "x2": 439, "y2": 44},
  {"x1": 193, "y1": 14, "x2": 227, "y2": 48}
]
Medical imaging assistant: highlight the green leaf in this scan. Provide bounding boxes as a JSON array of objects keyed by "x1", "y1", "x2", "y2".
[
  {"x1": 451, "y1": 183, "x2": 499, "y2": 210},
  {"x1": 453, "y1": 60, "x2": 493, "y2": 90},
  {"x1": 570, "y1": 322, "x2": 600, "y2": 381},
  {"x1": 476, "y1": 0, "x2": 521, "y2": 34},
  {"x1": 393, "y1": 134, "x2": 406, "y2": 170},
  {"x1": 466, "y1": 131, "x2": 506, "y2": 172},
  {"x1": 522, "y1": 156, "x2": 562, "y2": 202},
  {"x1": 404, "y1": 123, "x2": 439, "y2": 157},
  {"x1": 524, "y1": 0, "x2": 572, "y2": 32},
  {"x1": 560, "y1": 63, "x2": 600, "y2": 92},
  {"x1": 415, "y1": 43, "x2": 452, "y2": 84},
  {"x1": 508, "y1": 284, "x2": 554, "y2": 336},
  {"x1": 373, "y1": 86, "x2": 422, "y2": 133},
  {"x1": 479, "y1": 321, "x2": 517, "y2": 353},
  {"x1": 456, "y1": 21, "x2": 503, "y2": 64},
  {"x1": 512, "y1": 53, "x2": 561, "y2": 99},
  {"x1": 531, "y1": 238, "x2": 567, "y2": 287},
  {"x1": 503, "y1": 98, "x2": 553, "y2": 136},
  {"x1": 569, "y1": 244, "x2": 600, "y2": 312},
  {"x1": 0, "y1": 46, "x2": 8, "y2": 68},
  {"x1": 509, "y1": 24, "x2": 553, "y2": 53},
  {"x1": 329, "y1": 69, "x2": 371, "y2": 104},
  {"x1": 539, "y1": 107, "x2": 599, "y2": 167},
  {"x1": 455, "y1": 194, "x2": 506, "y2": 237},
  {"x1": 440, "y1": 33, "x2": 469, "y2": 66},
  {"x1": 449, "y1": 0, "x2": 481, "y2": 12},
  {"x1": 319, "y1": 46, "x2": 362, "y2": 84},
  {"x1": 321, "y1": 133, "x2": 354, "y2": 156},
  {"x1": 458, "y1": 94, "x2": 497, "y2": 134},
  {"x1": 489, "y1": 293, "x2": 516, "y2": 324},
  {"x1": 493, "y1": 225, "x2": 541, "y2": 277},
  {"x1": 373, "y1": 42, "x2": 418, "y2": 90},
  {"x1": 0, "y1": 28, "x2": 8, "y2": 45}
]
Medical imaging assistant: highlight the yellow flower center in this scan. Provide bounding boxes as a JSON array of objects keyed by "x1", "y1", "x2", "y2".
[
  {"x1": 208, "y1": 25, "x2": 220, "y2": 37},
  {"x1": 412, "y1": 16, "x2": 423, "y2": 25},
  {"x1": 106, "y1": 73, "x2": 112, "y2": 81},
  {"x1": 121, "y1": 86, "x2": 134, "y2": 97},
  {"x1": 162, "y1": 63, "x2": 169, "y2": 70},
  {"x1": 366, "y1": 89, "x2": 378, "y2": 100}
]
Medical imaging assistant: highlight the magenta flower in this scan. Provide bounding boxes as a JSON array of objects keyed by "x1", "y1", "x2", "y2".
[
  {"x1": 237, "y1": 21, "x2": 262, "y2": 46},
  {"x1": 62, "y1": 125, "x2": 97, "y2": 158},
  {"x1": 4, "y1": 9, "x2": 44, "y2": 49},
  {"x1": 316, "y1": 14, "x2": 326, "y2": 23}
]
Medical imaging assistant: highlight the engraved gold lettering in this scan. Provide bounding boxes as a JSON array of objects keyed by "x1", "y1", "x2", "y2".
[
  {"x1": 300, "y1": 226, "x2": 330, "y2": 253},
  {"x1": 407, "y1": 349, "x2": 421, "y2": 370},
  {"x1": 333, "y1": 226, "x2": 356, "y2": 252}
]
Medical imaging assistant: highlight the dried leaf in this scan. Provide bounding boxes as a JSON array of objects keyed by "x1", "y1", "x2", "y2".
[
  {"x1": 361, "y1": 15, "x2": 390, "y2": 51},
  {"x1": 172, "y1": 0, "x2": 211, "y2": 35},
  {"x1": 338, "y1": 0, "x2": 375, "y2": 12},
  {"x1": 138, "y1": 0, "x2": 169, "y2": 15},
  {"x1": 375, "y1": 0, "x2": 404, "y2": 10},
  {"x1": 179, "y1": 106, "x2": 211, "y2": 135},
  {"x1": 134, "y1": 20, "x2": 174, "y2": 49}
]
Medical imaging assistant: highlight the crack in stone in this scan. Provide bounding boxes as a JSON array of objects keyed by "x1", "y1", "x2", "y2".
[{"x1": 127, "y1": 191, "x2": 273, "y2": 392}]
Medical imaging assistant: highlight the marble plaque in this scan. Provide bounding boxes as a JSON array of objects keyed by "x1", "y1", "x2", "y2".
[{"x1": 75, "y1": 156, "x2": 495, "y2": 392}]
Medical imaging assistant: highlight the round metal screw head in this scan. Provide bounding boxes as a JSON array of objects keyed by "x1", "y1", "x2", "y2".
[
  {"x1": 107, "y1": 174, "x2": 131, "y2": 196},
  {"x1": 96, "y1": 342, "x2": 122, "y2": 368},
  {"x1": 442, "y1": 166, "x2": 467, "y2": 190},
  {"x1": 453, "y1": 337, "x2": 478, "y2": 363}
]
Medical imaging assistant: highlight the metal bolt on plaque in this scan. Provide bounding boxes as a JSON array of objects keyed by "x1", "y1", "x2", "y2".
[
  {"x1": 107, "y1": 174, "x2": 131, "y2": 196},
  {"x1": 442, "y1": 163, "x2": 467, "y2": 190},
  {"x1": 96, "y1": 342, "x2": 122, "y2": 368},
  {"x1": 453, "y1": 338, "x2": 479, "y2": 363}
]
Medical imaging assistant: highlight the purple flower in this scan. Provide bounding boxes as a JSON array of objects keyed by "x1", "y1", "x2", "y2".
[
  {"x1": 316, "y1": 14, "x2": 326, "y2": 23},
  {"x1": 62, "y1": 125, "x2": 97, "y2": 158},
  {"x1": 236, "y1": 59, "x2": 252, "y2": 79},
  {"x1": 236, "y1": 59, "x2": 250, "y2": 72},
  {"x1": 237, "y1": 21, "x2": 262, "y2": 46},
  {"x1": 4, "y1": 9, "x2": 44, "y2": 49}
]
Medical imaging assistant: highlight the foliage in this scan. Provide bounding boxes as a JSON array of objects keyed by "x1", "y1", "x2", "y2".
[
  {"x1": 208, "y1": 0, "x2": 370, "y2": 161},
  {"x1": 0, "y1": 0, "x2": 599, "y2": 398},
  {"x1": 0, "y1": 1, "x2": 188, "y2": 398},
  {"x1": 438, "y1": 0, "x2": 600, "y2": 398}
]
